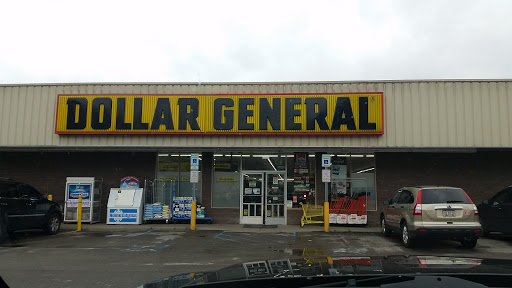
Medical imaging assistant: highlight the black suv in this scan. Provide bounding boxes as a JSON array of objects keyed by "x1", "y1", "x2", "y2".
[
  {"x1": 0, "y1": 179, "x2": 62, "y2": 237},
  {"x1": 478, "y1": 186, "x2": 512, "y2": 236}
]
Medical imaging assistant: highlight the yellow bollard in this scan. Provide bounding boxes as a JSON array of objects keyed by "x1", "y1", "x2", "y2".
[
  {"x1": 48, "y1": 194, "x2": 52, "y2": 201},
  {"x1": 77, "y1": 194, "x2": 82, "y2": 232},
  {"x1": 191, "y1": 200, "x2": 197, "y2": 231},
  {"x1": 323, "y1": 202, "x2": 329, "y2": 232}
]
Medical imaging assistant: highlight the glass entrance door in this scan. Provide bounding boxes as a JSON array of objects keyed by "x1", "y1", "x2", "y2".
[
  {"x1": 241, "y1": 173, "x2": 264, "y2": 224},
  {"x1": 265, "y1": 172, "x2": 286, "y2": 225},
  {"x1": 240, "y1": 172, "x2": 286, "y2": 225}
]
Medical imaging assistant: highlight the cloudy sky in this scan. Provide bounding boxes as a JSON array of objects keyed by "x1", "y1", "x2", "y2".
[{"x1": 0, "y1": 0, "x2": 511, "y2": 84}]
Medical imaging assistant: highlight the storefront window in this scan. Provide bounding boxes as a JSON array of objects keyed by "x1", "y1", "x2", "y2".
[
  {"x1": 329, "y1": 154, "x2": 376, "y2": 211},
  {"x1": 157, "y1": 154, "x2": 202, "y2": 203},
  {"x1": 349, "y1": 155, "x2": 376, "y2": 210},
  {"x1": 287, "y1": 153, "x2": 316, "y2": 208},
  {"x1": 212, "y1": 155, "x2": 241, "y2": 207},
  {"x1": 241, "y1": 155, "x2": 287, "y2": 171}
]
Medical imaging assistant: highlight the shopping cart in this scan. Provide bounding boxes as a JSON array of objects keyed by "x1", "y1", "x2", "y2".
[{"x1": 300, "y1": 203, "x2": 324, "y2": 227}]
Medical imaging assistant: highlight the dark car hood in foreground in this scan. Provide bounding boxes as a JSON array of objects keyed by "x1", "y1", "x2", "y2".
[{"x1": 140, "y1": 255, "x2": 512, "y2": 288}]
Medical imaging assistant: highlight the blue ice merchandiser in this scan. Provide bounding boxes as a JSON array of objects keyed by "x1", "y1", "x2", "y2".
[{"x1": 107, "y1": 188, "x2": 144, "y2": 224}]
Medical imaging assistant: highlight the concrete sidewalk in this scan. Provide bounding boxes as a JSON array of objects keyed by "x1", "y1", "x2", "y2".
[{"x1": 61, "y1": 223, "x2": 381, "y2": 233}]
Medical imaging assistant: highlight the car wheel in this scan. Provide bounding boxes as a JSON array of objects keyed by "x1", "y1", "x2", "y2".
[
  {"x1": 45, "y1": 213, "x2": 61, "y2": 235},
  {"x1": 461, "y1": 236, "x2": 477, "y2": 249},
  {"x1": 401, "y1": 222, "x2": 414, "y2": 248},
  {"x1": 381, "y1": 218, "x2": 392, "y2": 237}
]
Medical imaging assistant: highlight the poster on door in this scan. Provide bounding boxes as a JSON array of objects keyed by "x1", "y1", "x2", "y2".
[{"x1": 67, "y1": 184, "x2": 91, "y2": 207}]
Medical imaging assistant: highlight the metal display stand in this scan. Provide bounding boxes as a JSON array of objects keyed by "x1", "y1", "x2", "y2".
[
  {"x1": 171, "y1": 188, "x2": 213, "y2": 224},
  {"x1": 143, "y1": 179, "x2": 175, "y2": 224}
]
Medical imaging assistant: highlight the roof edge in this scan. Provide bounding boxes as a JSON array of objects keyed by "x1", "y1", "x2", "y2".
[{"x1": 1, "y1": 79, "x2": 512, "y2": 87}]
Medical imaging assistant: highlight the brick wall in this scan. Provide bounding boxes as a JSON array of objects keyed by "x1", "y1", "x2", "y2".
[
  {"x1": 2, "y1": 150, "x2": 510, "y2": 226},
  {"x1": 0, "y1": 151, "x2": 156, "y2": 223},
  {"x1": 373, "y1": 151, "x2": 512, "y2": 226},
  {"x1": 287, "y1": 209, "x2": 303, "y2": 225}
]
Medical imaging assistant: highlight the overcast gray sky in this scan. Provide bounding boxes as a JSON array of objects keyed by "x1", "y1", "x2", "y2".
[{"x1": 1, "y1": 0, "x2": 511, "y2": 84}]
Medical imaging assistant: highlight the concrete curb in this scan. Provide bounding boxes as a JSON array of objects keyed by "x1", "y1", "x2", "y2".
[{"x1": 61, "y1": 223, "x2": 381, "y2": 234}]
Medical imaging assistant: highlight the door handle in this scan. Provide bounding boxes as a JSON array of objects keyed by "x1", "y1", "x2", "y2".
[{"x1": 400, "y1": 206, "x2": 405, "y2": 208}]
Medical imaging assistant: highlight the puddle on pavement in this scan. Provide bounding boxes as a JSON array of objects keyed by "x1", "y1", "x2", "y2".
[
  {"x1": 125, "y1": 244, "x2": 169, "y2": 252},
  {"x1": 272, "y1": 248, "x2": 326, "y2": 256},
  {"x1": 271, "y1": 246, "x2": 374, "y2": 256},
  {"x1": 331, "y1": 247, "x2": 369, "y2": 254}
]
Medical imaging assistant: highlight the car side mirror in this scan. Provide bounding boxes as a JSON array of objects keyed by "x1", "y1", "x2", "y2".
[
  {"x1": 482, "y1": 199, "x2": 489, "y2": 205},
  {"x1": 383, "y1": 200, "x2": 389, "y2": 205}
]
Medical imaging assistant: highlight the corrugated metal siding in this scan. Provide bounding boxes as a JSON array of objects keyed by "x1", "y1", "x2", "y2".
[{"x1": 1, "y1": 80, "x2": 512, "y2": 149}]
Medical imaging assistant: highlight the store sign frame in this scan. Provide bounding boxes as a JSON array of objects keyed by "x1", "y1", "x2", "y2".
[{"x1": 55, "y1": 93, "x2": 384, "y2": 135}]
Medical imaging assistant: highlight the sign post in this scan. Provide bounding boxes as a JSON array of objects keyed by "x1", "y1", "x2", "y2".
[
  {"x1": 190, "y1": 153, "x2": 200, "y2": 231},
  {"x1": 77, "y1": 195, "x2": 82, "y2": 232},
  {"x1": 322, "y1": 154, "x2": 331, "y2": 233}
]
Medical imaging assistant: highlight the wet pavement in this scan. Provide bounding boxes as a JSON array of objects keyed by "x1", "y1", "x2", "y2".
[{"x1": 1, "y1": 228, "x2": 512, "y2": 288}]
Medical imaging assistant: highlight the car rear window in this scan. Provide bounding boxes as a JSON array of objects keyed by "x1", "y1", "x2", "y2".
[{"x1": 421, "y1": 188, "x2": 471, "y2": 204}]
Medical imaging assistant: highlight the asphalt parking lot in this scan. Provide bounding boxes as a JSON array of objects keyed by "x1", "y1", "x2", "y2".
[{"x1": 1, "y1": 225, "x2": 512, "y2": 288}]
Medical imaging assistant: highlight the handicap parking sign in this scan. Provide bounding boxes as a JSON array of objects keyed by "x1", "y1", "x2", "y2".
[
  {"x1": 190, "y1": 153, "x2": 200, "y2": 170},
  {"x1": 322, "y1": 154, "x2": 331, "y2": 167}
]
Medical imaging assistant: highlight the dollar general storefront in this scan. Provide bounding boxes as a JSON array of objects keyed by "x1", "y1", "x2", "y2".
[{"x1": 1, "y1": 80, "x2": 512, "y2": 226}]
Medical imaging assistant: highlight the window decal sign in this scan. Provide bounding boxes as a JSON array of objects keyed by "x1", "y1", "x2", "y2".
[
  {"x1": 67, "y1": 184, "x2": 91, "y2": 207},
  {"x1": 55, "y1": 93, "x2": 383, "y2": 135}
]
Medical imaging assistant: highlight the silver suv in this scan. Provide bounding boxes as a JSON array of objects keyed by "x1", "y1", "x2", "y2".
[{"x1": 380, "y1": 186, "x2": 482, "y2": 248}]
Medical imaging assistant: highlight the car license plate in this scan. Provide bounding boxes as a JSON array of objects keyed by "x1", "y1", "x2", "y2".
[{"x1": 443, "y1": 210, "x2": 455, "y2": 217}]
